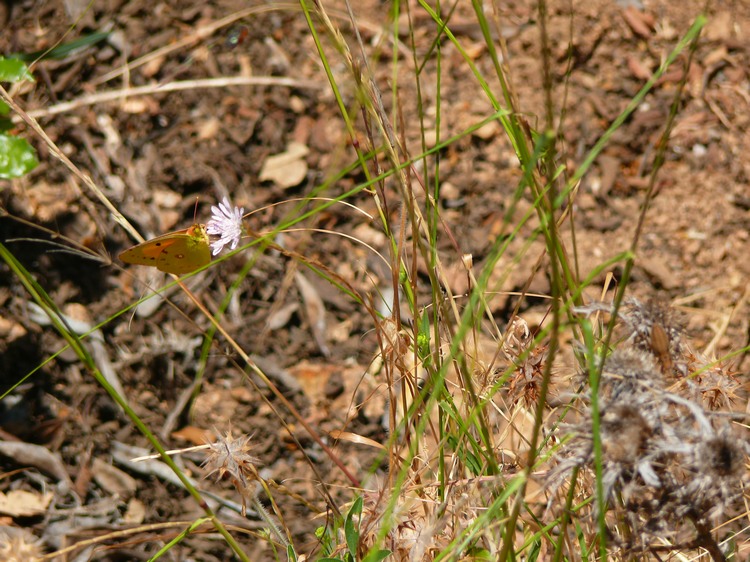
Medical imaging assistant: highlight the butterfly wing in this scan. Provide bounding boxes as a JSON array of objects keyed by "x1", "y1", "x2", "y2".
[
  {"x1": 119, "y1": 224, "x2": 211, "y2": 275},
  {"x1": 156, "y1": 224, "x2": 211, "y2": 274},
  {"x1": 119, "y1": 230, "x2": 187, "y2": 267}
]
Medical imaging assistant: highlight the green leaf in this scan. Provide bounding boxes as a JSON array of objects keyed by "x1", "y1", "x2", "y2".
[
  {"x1": 315, "y1": 524, "x2": 335, "y2": 556},
  {"x1": 0, "y1": 57, "x2": 34, "y2": 83},
  {"x1": 9, "y1": 31, "x2": 110, "y2": 62},
  {"x1": 0, "y1": 134, "x2": 39, "y2": 178},
  {"x1": 416, "y1": 315, "x2": 431, "y2": 365},
  {"x1": 344, "y1": 496, "x2": 363, "y2": 556},
  {"x1": 362, "y1": 549, "x2": 391, "y2": 562},
  {"x1": 0, "y1": 101, "x2": 11, "y2": 133},
  {"x1": 464, "y1": 547, "x2": 493, "y2": 561}
]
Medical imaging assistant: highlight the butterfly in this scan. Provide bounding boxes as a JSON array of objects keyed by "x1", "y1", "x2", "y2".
[{"x1": 119, "y1": 224, "x2": 211, "y2": 275}]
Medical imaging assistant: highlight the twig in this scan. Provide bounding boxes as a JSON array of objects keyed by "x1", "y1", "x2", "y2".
[{"x1": 15, "y1": 76, "x2": 322, "y2": 121}]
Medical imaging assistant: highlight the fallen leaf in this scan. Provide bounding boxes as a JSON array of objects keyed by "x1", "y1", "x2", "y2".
[
  {"x1": 0, "y1": 441, "x2": 70, "y2": 483},
  {"x1": 295, "y1": 271, "x2": 330, "y2": 356},
  {"x1": 0, "y1": 490, "x2": 52, "y2": 517},
  {"x1": 172, "y1": 425, "x2": 212, "y2": 446},
  {"x1": 123, "y1": 498, "x2": 146, "y2": 524},
  {"x1": 259, "y1": 142, "x2": 309, "y2": 188},
  {"x1": 627, "y1": 55, "x2": 652, "y2": 80},
  {"x1": 92, "y1": 458, "x2": 137, "y2": 498},
  {"x1": 289, "y1": 360, "x2": 337, "y2": 404},
  {"x1": 636, "y1": 255, "x2": 680, "y2": 290},
  {"x1": 16, "y1": 180, "x2": 77, "y2": 222},
  {"x1": 197, "y1": 117, "x2": 221, "y2": 140},
  {"x1": 266, "y1": 302, "x2": 299, "y2": 330},
  {"x1": 0, "y1": 316, "x2": 26, "y2": 343},
  {"x1": 622, "y1": 6, "x2": 655, "y2": 38}
]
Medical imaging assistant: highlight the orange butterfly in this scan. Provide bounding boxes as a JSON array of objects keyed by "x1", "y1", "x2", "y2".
[{"x1": 119, "y1": 224, "x2": 211, "y2": 275}]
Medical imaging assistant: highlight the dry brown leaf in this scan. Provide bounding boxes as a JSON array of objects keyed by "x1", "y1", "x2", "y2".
[
  {"x1": 289, "y1": 360, "x2": 337, "y2": 404},
  {"x1": 328, "y1": 430, "x2": 385, "y2": 450},
  {"x1": 266, "y1": 302, "x2": 299, "y2": 330},
  {"x1": 0, "y1": 490, "x2": 52, "y2": 517},
  {"x1": 0, "y1": 441, "x2": 70, "y2": 483},
  {"x1": 259, "y1": 142, "x2": 309, "y2": 188},
  {"x1": 92, "y1": 457, "x2": 137, "y2": 498},
  {"x1": 123, "y1": 498, "x2": 146, "y2": 524},
  {"x1": 0, "y1": 316, "x2": 26, "y2": 343},
  {"x1": 295, "y1": 271, "x2": 330, "y2": 356},
  {"x1": 171, "y1": 425, "x2": 212, "y2": 446},
  {"x1": 17, "y1": 180, "x2": 78, "y2": 222},
  {"x1": 627, "y1": 55, "x2": 653, "y2": 80},
  {"x1": 197, "y1": 117, "x2": 221, "y2": 140},
  {"x1": 622, "y1": 6, "x2": 655, "y2": 38}
]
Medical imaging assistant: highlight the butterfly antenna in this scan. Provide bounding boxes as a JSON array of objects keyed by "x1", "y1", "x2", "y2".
[{"x1": 193, "y1": 197, "x2": 200, "y2": 222}]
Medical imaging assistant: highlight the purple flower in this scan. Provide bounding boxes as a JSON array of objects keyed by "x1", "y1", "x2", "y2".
[{"x1": 206, "y1": 197, "x2": 245, "y2": 256}]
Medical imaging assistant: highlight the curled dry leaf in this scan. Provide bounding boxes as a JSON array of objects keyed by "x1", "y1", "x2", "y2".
[
  {"x1": 266, "y1": 301, "x2": 299, "y2": 330},
  {"x1": 0, "y1": 441, "x2": 70, "y2": 484},
  {"x1": 16, "y1": 180, "x2": 78, "y2": 222},
  {"x1": 92, "y1": 457, "x2": 137, "y2": 498},
  {"x1": 328, "y1": 430, "x2": 386, "y2": 451},
  {"x1": 0, "y1": 490, "x2": 52, "y2": 517},
  {"x1": 123, "y1": 498, "x2": 146, "y2": 524},
  {"x1": 622, "y1": 6, "x2": 655, "y2": 38},
  {"x1": 171, "y1": 425, "x2": 213, "y2": 447},
  {"x1": 259, "y1": 141, "x2": 309, "y2": 188},
  {"x1": 289, "y1": 360, "x2": 337, "y2": 405},
  {"x1": 0, "y1": 315, "x2": 26, "y2": 343},
  {"x1": 295, "y1": 271, "x2": 330, "y2": 357}
]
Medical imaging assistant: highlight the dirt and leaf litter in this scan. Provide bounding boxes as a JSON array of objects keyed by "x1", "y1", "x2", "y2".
[{"x1": 0, "y1": 0, "x2": 749, "y2": 559}]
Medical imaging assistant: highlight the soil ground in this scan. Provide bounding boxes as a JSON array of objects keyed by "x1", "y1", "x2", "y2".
[{"x1": 0, "y1": 0, "x2": 748, "y2": 560}]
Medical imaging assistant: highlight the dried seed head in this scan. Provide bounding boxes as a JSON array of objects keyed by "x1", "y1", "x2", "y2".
[
  {"x1": 508, "y1": 343, "x2": 548, "y2": 407},
  {"x1": 500, "y1": 318, "x2": 549, "y2": 406},
  {"x1": 203, "y1": 430, "x2": 261, "y2": 517},
  {"x1": 603, "y1": 347, "x2": 659, "y2": 378},
  {"x1": 502, "y1": 317, "x2": 531, "y2": 358},
  {"x1": 672, "y1": 428, "x2": 749, "y2": 523},
  {"x1": 600, "y1": 347, "x2": 662, "y2": 404},
  {"x1": 695, "y1": 432, "x2": 745, "y2": 479},
  {"x1": 0, "y1": 529, "x2": 43, "y2": 562},
  {"x1": 548, "y1": 295, "x2": 750, "y2": 556},
  {"x1": 600, "y1": 404, "x2": 652, "y2": 463},
  {"x1": 203, "y1": 429, "x2": 259, "y2": 487},
  {"x1": 621, "y1": 298, "x2": 682, "y2": 374},
  {"x1": 677, "y1": 351, "x2": 742, "y2": 411}
]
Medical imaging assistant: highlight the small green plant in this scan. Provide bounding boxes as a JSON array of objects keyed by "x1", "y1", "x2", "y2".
[
  {"x1": 316, "y1": 496, "x2": 391, "y2": 562},
  {"x1": 0, "y1": 56, "x2": 38, "y2": 179}
]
